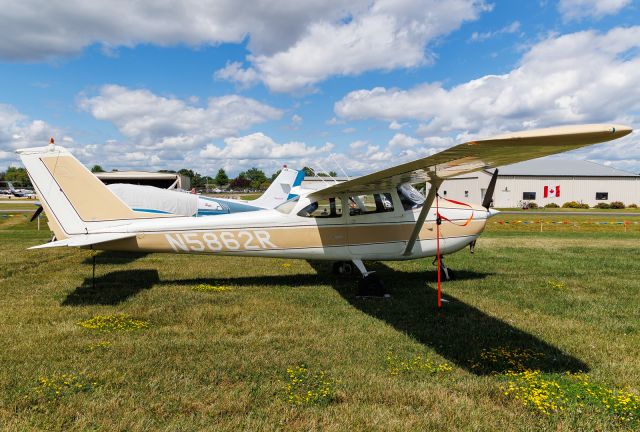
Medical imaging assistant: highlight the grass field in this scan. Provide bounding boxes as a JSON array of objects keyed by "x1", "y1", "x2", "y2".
[{"x1": 1, "y1": 213, "x2": 639, "y2": 431}]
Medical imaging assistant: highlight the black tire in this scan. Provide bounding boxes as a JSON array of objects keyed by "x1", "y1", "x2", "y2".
[
  {"x1": 357, "y1": 274, "x2": 386, "y2": 297},
  {"x1": 332, "y1": 261, "x2": 342, "y2": 274},
  {"x1": 332, "y1": 261, "x2": 354, "y2": 275}
]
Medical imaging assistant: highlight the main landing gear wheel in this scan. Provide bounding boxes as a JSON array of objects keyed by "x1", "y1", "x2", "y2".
[
  {"x1": 357, "y1": 274, "x2": 386, "y2": 297},
  {"x1": 351, "y1": 259, "x2": 390, "y2": 298},
  {"x1": 332, "y1": 261, "x2": 354, "y2": 275}
]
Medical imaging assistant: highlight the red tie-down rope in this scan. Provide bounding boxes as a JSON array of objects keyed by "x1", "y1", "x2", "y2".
[
  {"x1": 435, "y1": 195, "x2": 442, "y2": 308},
  {"x1": 434, "y1": 195, "x2": 475, "y2": 308}
]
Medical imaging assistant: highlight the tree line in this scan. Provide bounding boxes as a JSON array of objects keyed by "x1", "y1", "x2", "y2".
[
  {"x1": 2, "y1": 165, "x2": 339, "y2": 191},
  {"x1": 89, "y1": 165, "x2": 337, "y2": 190}
]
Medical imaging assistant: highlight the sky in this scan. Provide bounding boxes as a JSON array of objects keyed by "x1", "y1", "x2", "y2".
[{"x1": 0, "y1": 0, "x2": 639, "y2": 177}]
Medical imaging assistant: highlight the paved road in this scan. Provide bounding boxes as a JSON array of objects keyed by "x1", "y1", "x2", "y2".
[
  {"x1": 0, "y1": 200, "x2": 39, "y2": 205},
  {"x1": 500, "y1": 211, "x2": 640, "y2": 216}
]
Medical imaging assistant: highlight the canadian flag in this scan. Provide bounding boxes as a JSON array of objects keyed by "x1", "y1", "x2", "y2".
[{"x1": 544, "y1": 185, "x2": 560, "y2": 198}]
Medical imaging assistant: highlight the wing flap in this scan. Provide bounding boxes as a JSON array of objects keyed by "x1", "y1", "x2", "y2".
[{"x1": 309, "y1": 124, "x2": 631, "y2": 197}]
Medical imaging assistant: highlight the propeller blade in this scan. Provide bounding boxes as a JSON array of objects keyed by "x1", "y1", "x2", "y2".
[
  {"x1": 30, "y1": 206, "x2": 43, "y2": 222},
  {"x1": 482, "y1": 168, "x2": 499, "y2": 210}
]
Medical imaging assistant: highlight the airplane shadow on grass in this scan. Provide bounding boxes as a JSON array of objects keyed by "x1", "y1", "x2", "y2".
[
  {"x1": 81, "y1": 251, "x2": 149, "y2": 265},
  {"x1": 61, "y1": 269, "x2": 159, "y2": 306},
  {"x1": 163, "y1": 260, "x2": 589, "y2": 375}
]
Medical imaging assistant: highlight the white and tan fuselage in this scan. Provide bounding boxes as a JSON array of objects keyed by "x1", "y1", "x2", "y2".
[
  {"x1": 19, "y1": 145, "x2": 494, "y2": 261},
  {"x1": 94, "y1": 200, "x2": 489, "y2": 261}
]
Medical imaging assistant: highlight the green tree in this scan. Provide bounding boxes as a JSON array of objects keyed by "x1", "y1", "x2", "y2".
[
  {"x1": 91, "y1": 165, "x2": 105, "y2": 173},
  {"x1": 317, "y1": 171, "x2": 338, "y2": 177},
  {"x1": 301, "y1": 166, "x2": 315, "y2": 176},
  {"x1": 214, "y1": 168, "x2": 229, "y2": 186},
  {"x1": 4, "y1": 167, "x2": 31, "y2": 186},
  {"x1": 177, "y1": 168, "x2": 207, "y2": 188},
  {"x1": 243, "y1": 167, "x2": 268, "y2": 190},
  {"x1": 271, "y1": 169, "x2": 281, "y2": 181}
]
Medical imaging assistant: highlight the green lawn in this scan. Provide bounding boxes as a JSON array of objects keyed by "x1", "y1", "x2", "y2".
[{"x1": 0, "y1": 215, "x2": 638, "y2": 431}]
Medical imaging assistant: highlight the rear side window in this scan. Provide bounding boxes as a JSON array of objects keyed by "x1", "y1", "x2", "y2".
[
  {"x1": 349, "y1": 193, "x2": 394, "y2": 216},
  {"x1": 297, "y1": 197, "x2": 343, "y2": 218},
  {"x1": 275, "y1": 196, "x2": 299, "y2": 214}
]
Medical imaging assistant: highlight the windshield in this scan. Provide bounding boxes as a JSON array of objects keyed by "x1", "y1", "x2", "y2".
[
  {"x1": 275, "y1": 196, "x2": 300, "y2": 214},
  {"x1": 397, "y1": 183, "x2": 425, "y2": 210}
]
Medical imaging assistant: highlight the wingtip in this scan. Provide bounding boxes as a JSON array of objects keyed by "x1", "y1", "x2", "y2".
[{"x1": 610, "y1": 124, "x2": 632, "y2": 137}]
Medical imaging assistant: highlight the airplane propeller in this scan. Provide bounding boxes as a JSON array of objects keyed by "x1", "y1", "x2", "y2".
[
  {"x1": 482, "y1": 168, "x2": 499, "y2": 210},
  {"x1": 29, "y1": 205, "x2": 43, "y2": 222}
]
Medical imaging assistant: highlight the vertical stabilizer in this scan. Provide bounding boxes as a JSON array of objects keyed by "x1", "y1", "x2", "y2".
[
  {"x1": 17, "y1": 145, "x2": 173, "y2": 236},
  {"x1": 251, "y1": 168, "x2": 304, "y2": 208}
]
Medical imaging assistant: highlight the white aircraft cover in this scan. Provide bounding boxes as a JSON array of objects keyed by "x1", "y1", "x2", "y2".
[{"x1": 107, "y1": 183, "x2": 198, "y2": 216}]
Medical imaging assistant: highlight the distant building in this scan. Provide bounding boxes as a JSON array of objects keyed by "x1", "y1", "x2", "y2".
[
  {"x1": 95, "y1": 171, "x2": 190, "y2": 190},
  {"x1": 440, "y1": 158, "x2": 640, "y2": 207}
]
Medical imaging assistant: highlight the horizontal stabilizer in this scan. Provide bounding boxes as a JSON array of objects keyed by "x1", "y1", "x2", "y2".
[{"x1": 29, "y1": 232, "x2": 136, "y2": 249}]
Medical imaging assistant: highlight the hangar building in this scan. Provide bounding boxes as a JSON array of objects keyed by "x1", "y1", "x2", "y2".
[
  {"x1": 440, "y1": 158, "x2": 640, "y2": 208},
  {"x1": 95, "y1": 171, "x2": 190, "y2": 190}
]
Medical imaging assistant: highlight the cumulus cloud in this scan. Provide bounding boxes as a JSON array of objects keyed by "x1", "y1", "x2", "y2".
[
  {"x1": 0, "y1": 0, "x2": 354, "y2": 61},
  {"x1": 215, "y1": 0, "x2": 488, "y2": 92},
  {"x1": 335, "y1": 27, "x2": 640, "y2": 132},
  {"x1": 388, "y1": 133, "x2": 421, "y2": 149},
  {"x1": 558, "y1": 0, "x2": 631, "y2": 22},
  {"x1": 1, "y1": 0, "x2": 487, "y2": 92},
  {"x1": 334, "y1": 27, "x2": 640, "y2": 172},
  {"x1": 213, "y1": 62, "x2": 260, "y2": 87},
  {"x1": 0, "y1": 104, "x2": 58, "y2": 165},
  {"x1": 79, "y1": 85, "x2": 282, "y2": 150},
  {"x1": 388, "y1": 120, "x2": 404, "y2": 130},
  {"x1": 200, "y1": 132, "x2": 332, "y2": 159}
]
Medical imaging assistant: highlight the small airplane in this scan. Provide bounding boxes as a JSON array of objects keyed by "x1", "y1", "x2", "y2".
[
  {"x1": 4, "y1": 181, "x2": 37, "y2": 199},
  {"x1": 17, "y1": 124, "x2": 632, "y2": 297},
  {"x1": 105, "y1": 168, "x2": 304, "y2": 217}
]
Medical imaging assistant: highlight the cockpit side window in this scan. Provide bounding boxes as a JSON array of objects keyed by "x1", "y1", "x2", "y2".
[
  {"x1": 397, "y1": 184, "x2": 426, "y2": 210},
  {"x1": 348, "y1": 193, "x2": 394, "y2": 216},
  {"x1": 297, "y1": 197, "x2": 343, "y2": 218}
]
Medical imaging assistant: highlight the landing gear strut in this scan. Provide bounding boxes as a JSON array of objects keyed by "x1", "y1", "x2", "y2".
[{"x1": 433, "y1": 257, "x2": 454, "y2": 281}]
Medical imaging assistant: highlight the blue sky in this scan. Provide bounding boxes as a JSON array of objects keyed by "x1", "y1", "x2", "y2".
[{"x1": 0, "y1": 0, "x2": 639, "y2": 177}]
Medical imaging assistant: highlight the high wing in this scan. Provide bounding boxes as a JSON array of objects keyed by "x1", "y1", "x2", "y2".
[{"x1": 309, "y1": 124, "x2": 632, "y2": 197}]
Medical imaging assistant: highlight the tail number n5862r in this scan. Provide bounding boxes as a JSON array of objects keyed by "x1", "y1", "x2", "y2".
[{"x1": 165, "y1": 231, "x2": 276, "y2": 252}]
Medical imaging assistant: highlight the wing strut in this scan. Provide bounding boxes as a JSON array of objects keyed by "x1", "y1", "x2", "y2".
[{"x1": 403, "y1": 179, "x2": 442, "y2": 256}]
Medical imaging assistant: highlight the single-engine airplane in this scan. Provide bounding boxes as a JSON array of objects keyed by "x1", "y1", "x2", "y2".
[{"x1": 17, "y1": 124, "x2": 632, "y2": 295}]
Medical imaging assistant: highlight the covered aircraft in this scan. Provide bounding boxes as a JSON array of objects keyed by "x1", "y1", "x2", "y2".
[
  {"x1": 105, "y1": 168, "x2": 304, "y2": 217},
  {"x1": 17, "y1": 124, "x2": 632, "y2": 296}
]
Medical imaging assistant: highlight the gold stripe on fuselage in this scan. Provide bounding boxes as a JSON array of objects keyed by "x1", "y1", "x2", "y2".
[{"x1": 96, "y1": 217, "x2": 486, "y2": 254}]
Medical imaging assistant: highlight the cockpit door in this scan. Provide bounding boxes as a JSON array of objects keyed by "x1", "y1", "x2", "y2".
[{"x1": 346, "y1": 190, "x2": 405, "y2": 257}]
